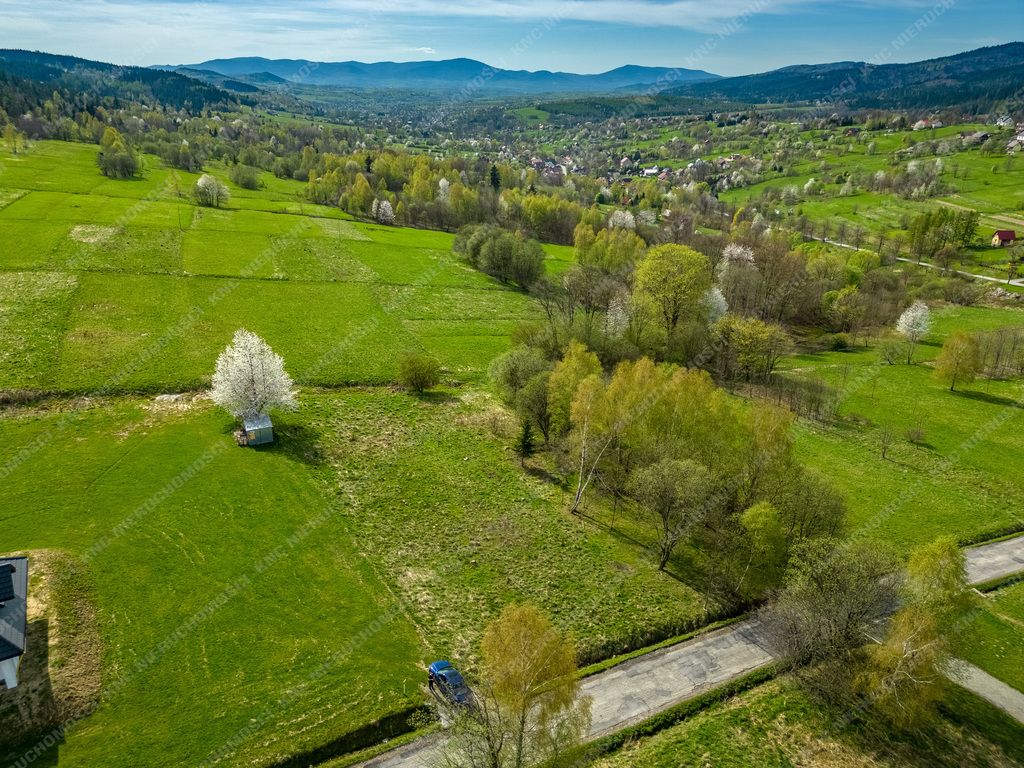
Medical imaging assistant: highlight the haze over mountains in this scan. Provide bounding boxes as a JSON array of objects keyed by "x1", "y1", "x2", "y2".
[
  {"x1": 151, "y1": 43, "x2": 1024, "y2": 105},
  {"x1": 157, "y1": 57, "x2": 721, "y2": 93}
]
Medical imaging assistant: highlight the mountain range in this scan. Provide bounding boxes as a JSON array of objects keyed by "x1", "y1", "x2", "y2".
[
  {"x1": 154, "y1": 57, "x2": 721, "y2": 94},
  {"x1": 668, "y1": 42, "x2": 1024, "y2": 108},
  {"x1": 2, "y1": 44, "x2": 1021, "y2": 113}
]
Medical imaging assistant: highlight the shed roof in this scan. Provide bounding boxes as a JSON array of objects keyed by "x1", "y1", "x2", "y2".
[
  {"x1": 0, "y1": 557, "x2": 28, "y2": 662},
  {"x1": 243, "y1": 414, "x2": 273, "y2": 430},
  {"x1": 994, "y1": 230, "x2": 1016, "y2": 239}
]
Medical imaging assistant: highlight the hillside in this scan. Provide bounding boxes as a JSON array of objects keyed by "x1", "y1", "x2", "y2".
[
  {"x1": 668, "y1": 43, "x2": 1024, "y2": 109},
  {"x1": 158, "y1": 56, "x2": 720, "y2": 94},
  {"x1": 0, "y1": 49, "x2": 239, "y2": 112}
]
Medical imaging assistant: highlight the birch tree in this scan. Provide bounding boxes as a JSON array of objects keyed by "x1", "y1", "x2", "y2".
[
  {"x1": 443, "y1": 604, "x2": 590, "y2": 768},
  {"x1": 211, "y1": 329, "x2": 296, "y2": 419}
]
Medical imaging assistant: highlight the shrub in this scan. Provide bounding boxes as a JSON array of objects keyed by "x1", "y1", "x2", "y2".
[
  {"x1": 96, "y1": 126, "x2": 139, "y2": 179},
  {"x1": 397, "y1": 351, "x2": 440, "y2": 393},
  {"x1": 829, "y1": 333, "x2": 851, "y2": 351},
  {"x1": 453, "y1": 224, "x2": 545, "y2": 288},
  {"x1": 905, "y1": 424, "x2": 926, "y2": 444},
  {"x1": 229, "y1": 164, "x2": 262, "y2": 190},
  {"x1": 488, "y1": 345, "x2": 549, "y2": 402},
  {"x1": 878, "y1": 337, "x2": 902, "y2": 365},
  {"x1": 943, "y1": 278, "x2": 984, "y2": 306}
]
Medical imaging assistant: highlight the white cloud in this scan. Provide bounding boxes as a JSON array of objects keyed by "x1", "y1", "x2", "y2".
[{"x1": 0, "y1": 0, "x2": 987, "y2": 67}]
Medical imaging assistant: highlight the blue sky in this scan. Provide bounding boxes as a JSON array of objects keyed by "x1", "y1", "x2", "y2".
[{"x1": 2, "y1": 0, "x2": 1020, "y2": 75}]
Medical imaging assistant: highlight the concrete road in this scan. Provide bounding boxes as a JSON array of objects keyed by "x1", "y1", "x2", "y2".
[
  {"x1": 965, "y1": 536, "x2": 1024, "y2": 584},
  {"x1": 582, "y1": 619, "x2": 771, "y2": 738},
  {"x1": 357, "y1": 535, "x2": 1024, "y2": 768},
  {"x1": 946, "y1": 659, "x2": 1024, "y2": 724}
]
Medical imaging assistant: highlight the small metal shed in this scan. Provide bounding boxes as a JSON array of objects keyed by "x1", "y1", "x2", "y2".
[
  {"x1": 242, "y1": 413, "x2": 274, "y2": 446},
  {"x1": 0, "y1": 556, "x2": 28, "y2": 689}
]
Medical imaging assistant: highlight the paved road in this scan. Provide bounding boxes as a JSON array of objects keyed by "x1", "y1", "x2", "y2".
[
  {"x1": 357, "y1": 536, "x2": 1024, "y2": 768},
  {"x1": 965, "y1": 536, "x2": 1024, "y2": 584},
  {"x1": 893, "y1": 256, "x2": 1024, "y2": 287},
  {"x1": 947, "y1": 659, "x2": 1024, "y2": 724},
  {"x1": 583, "y1": 620, "x2": 772, "y2": 737},
  {"x1": 807, "y1": 235, "x2": 1023, "y2": 287}
]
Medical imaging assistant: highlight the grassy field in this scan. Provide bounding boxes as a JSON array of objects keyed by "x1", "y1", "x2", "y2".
[
  {"x1": 0, "y1": 397, "x2": 425, "y2": 767},
  {"x1": 1, "y1": 136, "x2": 1022, "y2": 767},
  {"x1": 0, "y1": 140, "x2": 709, "y2": 767},
  {"x1": 0, "y1": 141, "x2": 561, "y2": 393},
  {"x1": 0, "y1": 389, "x2": 710, "y2": 767},
  {"x1": 782, "y1": 306, "x2": 1024, "y2": 550},
  {"x1": 955, "y1": 581, "x2": 1024, "y2": 694},
  {"x1": 587, "y1": 678, "x2": 1023, "y2": 768}
]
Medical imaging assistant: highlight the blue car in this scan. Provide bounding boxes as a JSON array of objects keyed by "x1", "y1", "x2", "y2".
[{"x1": 428, "y1": 660, "x2": 474, "y2": 709}]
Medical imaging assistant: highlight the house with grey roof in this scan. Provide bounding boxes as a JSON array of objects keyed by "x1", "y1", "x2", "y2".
[{"x1": 0, "y1": 557, "x2": 29, "y2": 689}]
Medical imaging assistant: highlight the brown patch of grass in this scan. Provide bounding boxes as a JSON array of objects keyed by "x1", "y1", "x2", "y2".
[
  {"x1": 0, "y1": 550, "x2": 101, "y2": 750},
  {"x1": 68, "y1": 225, "x2": 117, "y2": 244}
]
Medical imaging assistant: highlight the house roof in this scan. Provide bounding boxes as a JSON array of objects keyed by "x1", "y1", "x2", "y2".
[
  {"x1": 994, "y1": 230, "x2": 1016, "y2": 240},
  {"x1": 0, "y1": 566, "x2": 13, "y2": 604},
  {"x1": 243, "y1": 414, "x2": 273, "y2": 430},
  {"x1": 0, "y1": 557, "x2": 28, "y2": 662}
]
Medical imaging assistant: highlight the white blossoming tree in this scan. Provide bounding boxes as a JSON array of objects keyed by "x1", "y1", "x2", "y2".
[
  {"x1": 716, "y1": 243, "x2": 756, "y2": 282},
  {"x1": 211, "y1": 329, "x2": 297, "y2": 420},
  {"x1": 194, "y1": 173, "x2": 230, "y2": 208},
  {"x1": 703, "y1": 287, "x2": 728, "y2": 324},
  {"x1": 607, "y1": 209, "x2": 636, "y2": 230},
  {"x1": 895, "y1": 301, "x2": 931, "y2": 364},
  {"x1": 371, "y1": 198, "x2": 395, "y2": 225}
]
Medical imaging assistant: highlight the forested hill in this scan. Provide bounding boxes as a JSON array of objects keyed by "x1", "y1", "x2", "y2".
[
  {"x1": 667, "y1": 43, "x2": 1024, "y2": 110},
  {"x1": 159, "y1": 56, "x2": 721, "y2": 94},
  {"x1": 0, "y1": 49, "x2": 240, "y2": 113}
]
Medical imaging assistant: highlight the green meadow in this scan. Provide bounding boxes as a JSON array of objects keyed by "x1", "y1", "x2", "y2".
[
  {"x1": 587, "y1": 677, "x2": 1024, "y2": 768},
  {"x1": 708, "y1": 122, "x2": 1024, "y2": 276},
  {"x1": 1, "y1": 138, "x2": 1023, "y2": 768},
  {"x1": 0, "y1": 141, "x2": 708, "y2": 767},
  {"x1": 784, "y1": 306, "x2": 1024, "y2": 551},
  {"x1": 956, "y1": 580, "x2": 1024, "y2": 694},
  {"x1": 0, "y1": 141, "x2": 563, "y2": 393}
]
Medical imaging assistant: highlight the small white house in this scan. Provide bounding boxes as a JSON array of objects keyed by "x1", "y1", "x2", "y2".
[{"x1": 0, "y1": 557, "x2": 28, "y2": 689}]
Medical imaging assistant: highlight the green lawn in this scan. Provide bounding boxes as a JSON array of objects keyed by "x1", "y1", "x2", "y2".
[
  {"x1": 955, "y1": 581, "x2": 1024, "y2": 693},
  {"x1": 0, "y1": 141, "x2": 562, "y2": 392},
  {"x1": 589, "y1": 678, "x2": 1022, "y2": 768},
  {"x1": 0, "y1": 399, "x2": 424, "y2": 767},
  {"x1": 2, "y1": 136, "x2": 1022, "y2": 767},
  {"x1": 785, "y1": 306, "x2": 1024, "y2": 550},
  {"x1": 0, "y1": 139, "x2": 709, "y2": 767},
  {"x1": 0, "y1": 387, "x2": 710, "y2": 767},
  {"x1": 710, "y1": 122, "x2": 1024, "y2": 255}
]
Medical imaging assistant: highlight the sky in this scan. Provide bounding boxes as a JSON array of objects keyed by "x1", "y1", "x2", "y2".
[{"x1": 1, "y1": 0, "x2": 1021, "y2": 76}]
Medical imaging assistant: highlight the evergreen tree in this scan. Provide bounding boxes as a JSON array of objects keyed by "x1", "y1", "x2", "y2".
[{"x1": 515, "y1": 419, "x2": 535, "y2": 466}]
